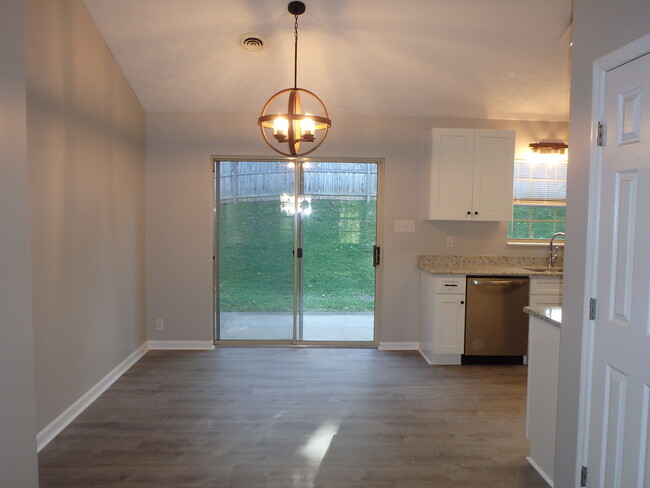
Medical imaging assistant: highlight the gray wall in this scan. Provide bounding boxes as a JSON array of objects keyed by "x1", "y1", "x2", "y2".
[
  {"x1": 0, "y1": 1, "x2": 39, "y2": 486},
  {"x1": 26, "y1": 0, "x2": 147, "y2": 430},
  {"x1": 556, "y1": 1, "x2": 650, "y2": 486},
  {"x1": 146, "y1": 113, "x2": 566, "y2": 344}
]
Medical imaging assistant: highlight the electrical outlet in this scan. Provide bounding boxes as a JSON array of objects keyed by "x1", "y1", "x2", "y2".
[
  {"x1": 156, "y1": 319, "x2": 164, "y2": 331},
  {"x1": 446, "y1": 235, "x2": 454, "y2": 247}
]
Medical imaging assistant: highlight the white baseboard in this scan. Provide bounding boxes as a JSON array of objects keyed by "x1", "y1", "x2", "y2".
[
  {"x1": 526, "y1": 456, "x2": 554, "y2": 487},
  {"x1": 418, "y1": 350, "x2": 462, "y2": 365},
  {"x1": 37, "y1": 342, "x2": 149, "y2": 452},
  {"x1": 378, "y1": 341, "x2": 420, "y2": 351},
  {"x1": 37, "y1": 340, "x2": 216, "y2": 451},
  {"x1": 147, "y1": 340, "x2": 215, "y2": 350}
]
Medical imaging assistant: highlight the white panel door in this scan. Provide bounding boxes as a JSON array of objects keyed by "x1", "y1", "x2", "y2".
[{"x1": 587, "y1": 52, "x2": 650, "y2": 488}]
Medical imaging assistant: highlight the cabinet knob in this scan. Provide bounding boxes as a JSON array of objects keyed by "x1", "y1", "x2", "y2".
[
  {"x1": 460, "y1": 300, "x2": 465, "y2": 305},
  {"x1": 474, "y1": 211, "x2": 478, "y2": 215},
  {"x1": 467, "y1": 211, "x2": 471, "y2": 215}
]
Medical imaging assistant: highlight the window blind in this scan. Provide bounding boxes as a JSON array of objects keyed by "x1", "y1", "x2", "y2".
[{"x1": 513, "y1": 159, "x2": 567, "y2": 202}]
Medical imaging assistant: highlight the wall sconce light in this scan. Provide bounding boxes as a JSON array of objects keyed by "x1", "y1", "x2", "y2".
[
  {"x1": 258, "y1": 1, "x2": 331, "y2": 157},
  {"x1": 529, "y1": 142, "x2": 569, "y2": 154}
]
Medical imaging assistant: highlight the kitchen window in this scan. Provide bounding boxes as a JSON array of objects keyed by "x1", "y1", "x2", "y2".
[{"x1": 508, "y1": 157, "x2": 567, "y2": 241}]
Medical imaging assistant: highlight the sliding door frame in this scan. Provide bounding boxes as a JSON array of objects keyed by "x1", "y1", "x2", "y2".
[{"x1": 212, "y1": 155, "x2": 384, "y2": 347}]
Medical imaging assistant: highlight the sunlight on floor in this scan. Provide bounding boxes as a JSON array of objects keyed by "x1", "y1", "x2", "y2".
[
  {"x1": 292, "y1": 420, "x2": 341, "y2": 486},
  {"x1": 298, "y1": 420, "x2": 340, "y2": 465}
]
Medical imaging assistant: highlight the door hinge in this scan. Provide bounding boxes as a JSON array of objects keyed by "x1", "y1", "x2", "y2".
[
  {"x1": 373, "y1": 245, "x2": 381, "y2": 267},
  {"x1": 589, "y1": 298, "x2": 597, "y2": 320},
  {"x1": 580, "y1": 465, "x2": 588, "y2": 487},
  {"x1": 293, "y1": 247, "x2": 303, "y2": 258},
  {"x1": 597, "y1": 121, "x2": 606, "y2": 147}
]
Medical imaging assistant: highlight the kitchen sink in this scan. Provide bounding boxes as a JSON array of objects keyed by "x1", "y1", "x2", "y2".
[{"x1": 524, "y1": 266, "x2": 563, "y2": 273}]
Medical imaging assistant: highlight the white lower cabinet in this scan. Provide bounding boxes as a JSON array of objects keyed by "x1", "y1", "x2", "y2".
[
  {"x1": 419, "y1": 273, "x2": 466, "y2": 365},
  {"x1": 529, "y1": 276, "x2": 563, "y2": 307},
  {"x1": 432, "y1": 294, "x2": 466, "y2": 354},
  {"x1": 526, "y1": 315, "x2": 560, "y2": 486},
  {"x1": 420, "y1": 272, "x2": 564, "y2": 366}
]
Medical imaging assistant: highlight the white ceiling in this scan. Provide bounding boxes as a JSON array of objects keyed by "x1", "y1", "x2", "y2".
[{"x1": 83, "y1": 0, "x2": 572, "y2": 121}]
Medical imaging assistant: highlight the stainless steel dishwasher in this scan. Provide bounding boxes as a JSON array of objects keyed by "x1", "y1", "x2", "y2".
[{"x1": 463, "y1": 276, "x2": 530, "y2": 364}]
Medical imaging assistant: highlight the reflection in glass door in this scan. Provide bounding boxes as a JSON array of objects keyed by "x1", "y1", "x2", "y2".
[{"x1": 215, "y1": 159, "x2": 378, "y2": 343}]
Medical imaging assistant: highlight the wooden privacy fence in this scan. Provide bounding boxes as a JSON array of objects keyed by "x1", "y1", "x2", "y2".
[{"x1": 219, "y1": 161, "x2": 378, "y2": 203}]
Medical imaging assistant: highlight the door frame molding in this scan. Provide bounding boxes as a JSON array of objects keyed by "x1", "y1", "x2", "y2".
[
  {"x1": 211, "y1": 155, "x2": 384, "y2": 347},
  {"x1": 578, "y1": 32, "x2": 650, "y2": 484}
]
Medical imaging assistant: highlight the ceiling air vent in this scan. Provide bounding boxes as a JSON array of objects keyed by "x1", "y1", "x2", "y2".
[{"x1": 238, "y1": 33, "x2": 266, "y2": 52}]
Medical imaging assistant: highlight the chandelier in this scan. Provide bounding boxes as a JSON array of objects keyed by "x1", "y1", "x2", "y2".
[{"x1": 258, "y1": 1, "x2": 331, "y2": 157}]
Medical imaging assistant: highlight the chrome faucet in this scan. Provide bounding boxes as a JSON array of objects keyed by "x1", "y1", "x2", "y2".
[{"x1": 547, "y1": 232, "x2": 565, "y2": 268}]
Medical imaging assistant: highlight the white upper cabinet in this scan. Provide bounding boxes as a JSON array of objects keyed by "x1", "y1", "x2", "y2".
[{"x1": 427, "y1": 128, "x2": 515, "y2": 221}]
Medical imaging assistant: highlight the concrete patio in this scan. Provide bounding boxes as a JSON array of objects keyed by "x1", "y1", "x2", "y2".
[{"x1": 219, "y1": 312, "x2": 375, "y2": 342}]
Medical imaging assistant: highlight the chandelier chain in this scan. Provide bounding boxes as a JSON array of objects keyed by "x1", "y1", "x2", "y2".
[{"x1": 293, "y1": 15, "x2": 299, "y2": 89}]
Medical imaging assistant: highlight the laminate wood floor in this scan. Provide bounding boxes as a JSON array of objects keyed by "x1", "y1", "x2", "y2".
[{"x1": 38, "y1": 348, "x2": 548, "y2": 487}]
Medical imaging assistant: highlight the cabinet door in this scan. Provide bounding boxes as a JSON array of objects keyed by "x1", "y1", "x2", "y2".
[
  {"x1": 432, "y1": 294, "x2": 466, "y2": 354},
  {"x1": 428, "y1": 128, "x2": 474, "y2": 220},
  {"x1": 529, "y1": 277, "x2": 563, "y2": 307},
  {"x1": 472, "y1": 130, "x2": 515, "y2": 221},
  {"x1": 529, "y1": 294, "x2": 562, "y2": 308},
  {"x1": 529, "y1": 277, "x2": 563, "y2": 295}
]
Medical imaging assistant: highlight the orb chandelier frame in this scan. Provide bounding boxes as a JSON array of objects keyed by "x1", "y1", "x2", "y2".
[{"x1": 258, "y1": 1, "x2": 331, "y2": 157}]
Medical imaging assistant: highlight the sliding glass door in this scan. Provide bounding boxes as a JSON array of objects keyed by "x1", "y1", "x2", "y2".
[
  {"x1": 216, "y1": 161, "x2": 295, "y2": 340},
  {"x1": 298, "y1": 162, "x2": 377, "y2": 341},
  {"x1": 214, "y1": 159, "x2": 379, "y2": 344}
]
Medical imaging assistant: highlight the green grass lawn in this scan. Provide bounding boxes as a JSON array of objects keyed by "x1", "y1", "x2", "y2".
[
  {"x1": 219, "y1": 199, "x2": 376, "y2": 312},
  {"x1": 508, "y1": 204, "x2": 566, "y2": 240}
]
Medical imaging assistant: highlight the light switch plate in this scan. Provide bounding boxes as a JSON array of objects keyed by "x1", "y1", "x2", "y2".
[{"x1": 394, "y1": 220, "x2": 416, "y2": 232}]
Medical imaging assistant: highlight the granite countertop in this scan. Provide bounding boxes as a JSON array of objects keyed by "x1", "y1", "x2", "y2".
[
  {"x1": 524, "y1": 306, "x2": 562, "y2": 328},
  {"x1": 417, "y1": 255, "x2": 563, "y2": 277}
]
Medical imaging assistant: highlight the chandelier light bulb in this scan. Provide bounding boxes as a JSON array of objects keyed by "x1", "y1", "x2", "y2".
[
  {"x1": 273, "y1": 117, "x2": 289, "y2": 141},
  {"x1": 301, "y1": 115, "x2": 315, "y2": 138}
]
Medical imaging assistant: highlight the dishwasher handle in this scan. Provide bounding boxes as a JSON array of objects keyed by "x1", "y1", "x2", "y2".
[{"x1": 470, "y1": 278, "x2": 528, "y2": 287}]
